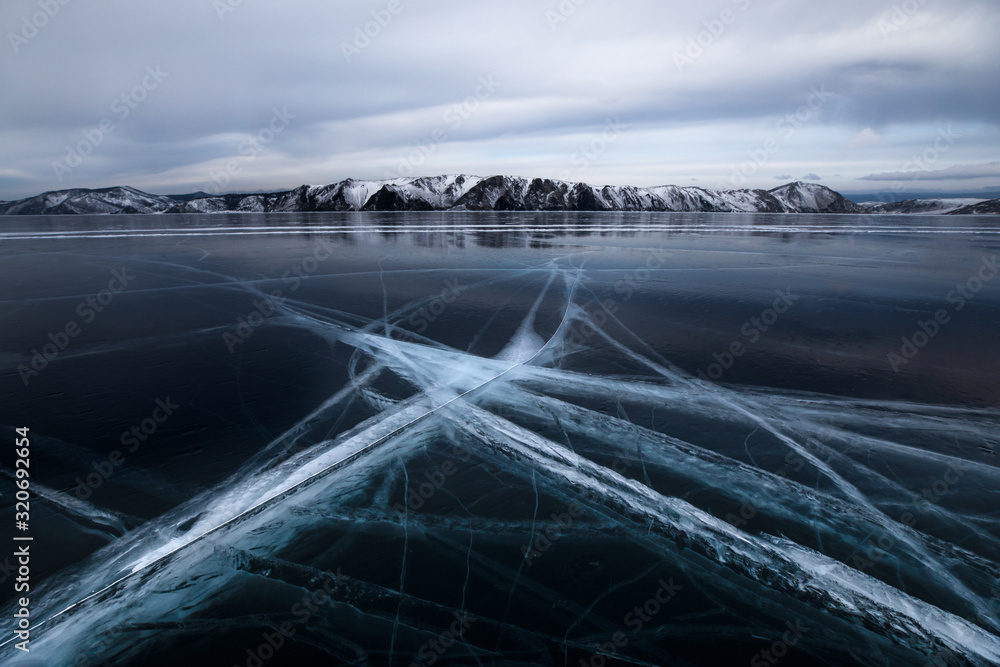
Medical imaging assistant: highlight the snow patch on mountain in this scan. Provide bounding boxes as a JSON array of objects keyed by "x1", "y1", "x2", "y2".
[
  {"x1": 860, "y1": 198, "x2": 987, "y2": 215},
  {"x1": 0, "y1": 176, "x2": 958, "y2": 216}
]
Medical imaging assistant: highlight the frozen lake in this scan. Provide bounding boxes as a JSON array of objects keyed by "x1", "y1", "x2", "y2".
[{"x1": 1, "y1": 212, "x2": 999, "y2": 666}]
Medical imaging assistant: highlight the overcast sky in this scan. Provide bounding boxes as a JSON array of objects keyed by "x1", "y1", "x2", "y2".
[{"x1": 1, "y1": 0, "x2": 998, "y2": 200}]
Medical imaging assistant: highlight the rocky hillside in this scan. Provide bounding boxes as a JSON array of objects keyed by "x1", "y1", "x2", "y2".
[
  {"x1": 947, "y1": 199, "x2": 1000, "y2": 215},
  {"x1": 859, "y1": 198, "x2": 989, "y2": 215},
  {"x1": 0, "y1": 175, "x2": 924, "y2": 216}
]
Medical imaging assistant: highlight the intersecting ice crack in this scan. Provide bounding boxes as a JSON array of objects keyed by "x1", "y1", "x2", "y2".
[
  {"x1": 0, "y1": 260, "x2": 573, "y2": 657},
  {"x1": 5, "y1": 254, "x2": 1000, "y2": 666}
]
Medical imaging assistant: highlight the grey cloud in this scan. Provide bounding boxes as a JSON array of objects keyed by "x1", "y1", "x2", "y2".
[
  {"x1": 858, "y1": 161, "x2": 1000, "y2": 181},
  {"x1": 0, "y1": 0, "x2": 998, "y2": 199}
]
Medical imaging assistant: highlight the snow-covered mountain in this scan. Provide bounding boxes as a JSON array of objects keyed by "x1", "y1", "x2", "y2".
[
  {"x1": 0, "y1": 186, "x2": 179, "y2": 215},
  {"x1": 3, "y1": 175, "x2": 986, "y2": 216},
  {"x1": 858, "y1": 198, "x2": 988, "y2": 215},
  {"x1": 947, "y1": 199, "x2": 1000, "y2": 215}
]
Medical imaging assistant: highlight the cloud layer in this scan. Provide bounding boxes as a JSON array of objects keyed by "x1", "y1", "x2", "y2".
[
  {"x1": 860, "y1": 161, "x2": 1000, "y2": 181},
  {"x1": 1, "y1": 0, "x2": 998, "y2": 199}
]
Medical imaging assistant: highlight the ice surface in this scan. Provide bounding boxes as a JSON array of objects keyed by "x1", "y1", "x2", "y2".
[{"x1": 2, "y1": 221, "x2": 999, "y2": 666}]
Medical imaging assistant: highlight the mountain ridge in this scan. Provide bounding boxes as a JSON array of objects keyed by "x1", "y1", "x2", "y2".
[{"x1": 1, "y1": 175, "x2": 997, "y2": 215}]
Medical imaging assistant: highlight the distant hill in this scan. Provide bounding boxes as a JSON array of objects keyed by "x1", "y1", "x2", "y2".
[
  {"x1": 0, "y1": 176, "x2": 875, "y2": 215},
  {"x1": 858, "y1": 198, "x2": 989, "y2": 215},
  {"x1": 5, "y1": 176, "x2": 996, "y2": 216}
]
